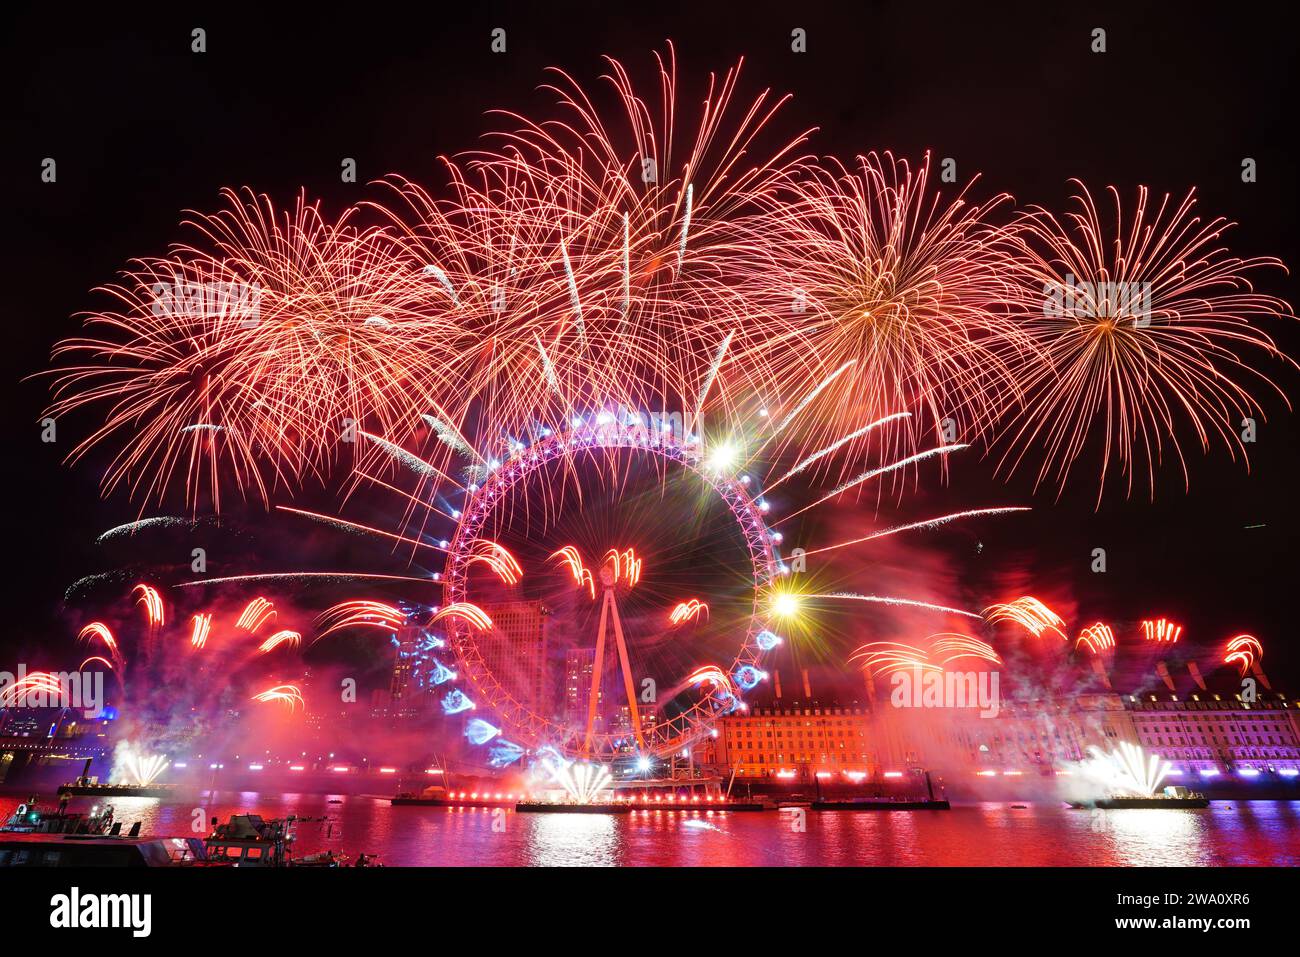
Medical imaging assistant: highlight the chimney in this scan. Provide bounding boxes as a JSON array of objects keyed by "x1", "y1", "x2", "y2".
[
  {"x1": 1089, "y1": 655, "x2": 1112, "y2": 690},
  {"x1": 1155, "y1": 661, "x2": 1176, "y2": 692},
  {"x1": 1186, "y1": 660, "x2": 1207, "y2": 691},
  {"x1": 802, "y1": 668, "x2": 813, "y2": 699},
  {"x1": 773, "y1": 669, "x2": 782, "y2": 699}
]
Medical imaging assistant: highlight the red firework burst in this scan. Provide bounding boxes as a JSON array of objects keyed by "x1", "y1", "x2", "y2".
[{"x1": 996, "y1": 182, "x2": 1294, "y2": 505}]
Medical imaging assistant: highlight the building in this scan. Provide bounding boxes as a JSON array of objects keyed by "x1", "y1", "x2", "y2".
[
  {"x1": 700, "y1": 698, "x2": 874, "y2": 782},
  {"x1": 479, "y1": 601, "x2": 549, "y2": 715},
  {"x1": 1119, "y1": 654, "x2": 1300, "y2": 780},
  {"x1": 562, "y1": 647, "x2": 596, "y2": 728},
  {"x1": 690, "y1": 652, "x2": 1300, "y2": 794}
]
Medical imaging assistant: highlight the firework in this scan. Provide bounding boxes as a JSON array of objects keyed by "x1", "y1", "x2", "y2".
[
  {"x1": 996, "y1": 183, "x2": 1294, "y2": 504},
  {"x1": 1082, "y1": 742, "x2": 1170, "y2": 798},
  {"x1": 536, "y1": 747, "x2": 614, "y2": 804},
  {"x1": 430, "y1": 602, "x2": 493, "y2": 631},
  {"x1": 684, "y1": 665, "x2": 737, "y2": 697},
  {"x1": 43, "y1": 188, "x2": 467, "y2": 510},
  {"x1": 133, "y1": 584, "x2": 165, "y2": 627},
  {"x1": 375, "y1": 43, "x2": 813, "y2": 440},
  {"x1": 188, "y1": 612, "x2": 213, "y2": 650},
  {"x1": 741, "y1": 151, "x2": 1027, "y2": 470},
  {"x1": 313, "y1": 600, "x2": 405, "y2": 642},
  {"x1": 984, "y1": 596, "x2": 1067, "y2": 638},
  {"x1": 235, "y1": 596, "x2": 276, "y2": 633},
  {"x1": 1141, "y1": 617, "x2": 1183, "y2": 643},
  {"x1": 930, "y1": 634, "x2": 1002, "y2": 667},
  {"x1": 849, "y1": 641, "x2": 943, "y2": 679},
  {"x1": 551, "y1": 546, "x2": 596, "y2": 597},
  {"x1": 467, "y1": 540, "x2": 524, "y2": 584},
  {"x1": 258, "y1": 630, "x2": 302, "y2": 654},
  {"x1": 1075, "y1": 622, "x2": 1116, "y2": 655},
  {"x1": 77, "y1": 622, "x2": 125, "y2": 671},
  {"x1": 118, "y1": 744, "x2": 170, "y2": 787},
  {"x1": 0, "y1": 671, "x2": 68, "y2": 708},
  {"x1": 1224, "y1": 634, "x2": 1263, "y2": 673},
  {"x1": 603, "y1": 547, "x2": 642, "y2": 587},
  {"x1": 251, "y1": 683, "x2": 305, "y2": 712},
  {"x1": 669, "y1": 599, "x2": 710, "y2": 625}
]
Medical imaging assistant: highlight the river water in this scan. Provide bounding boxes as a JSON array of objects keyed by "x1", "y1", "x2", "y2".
[{"x1": 5, "y1": 793, "x2": 1298, "y2": 866}]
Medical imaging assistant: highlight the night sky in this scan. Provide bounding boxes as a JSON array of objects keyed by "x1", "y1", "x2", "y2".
[{"x1": 3, "y1": 4, "x2": 1298, "y2": 684}]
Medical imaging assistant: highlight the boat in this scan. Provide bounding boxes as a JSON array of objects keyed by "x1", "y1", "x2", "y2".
[
  {"x1": 2, "y1": 798, "x2": 119, "y2": 835},
  {"x1": 1092, "y1": 795, "x2": 1210, "y2": 809},
  {"x1": 202, "y1": 813, "x2": 340, "y2": 866},
  {"x1": 0, "y1": 832, "x2": 208, "y2": 867},
  {"x1": 57, "y1": 782, "x2": 178, "y2": 799},
  {"x1": 55, "y1": 756, "x2": 178, "y2": 800}
]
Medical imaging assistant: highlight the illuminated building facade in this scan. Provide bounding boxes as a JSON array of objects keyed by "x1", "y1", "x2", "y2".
[
  {"x1": 479, "y1": 601, "x2": 549, "y2": 716},
  {"x1": 691, "y1": 656, "x2": 1300, "y2": 793},
  {"x1": 694, "y1": 696, "x2": 874, "y2": 782},
  {"x1": 1126, "y1": 690, "x2": 1300, "y2": 779}
]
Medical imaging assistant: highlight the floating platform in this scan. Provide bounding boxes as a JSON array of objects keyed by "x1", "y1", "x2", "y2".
[
  {"x1": 391, "y1": 796, "x2": 514, "y2": 809},
  {"x1": 515, "y1": 802, "x2": 633, "y2": 814},
  {"x1": 1073, "y1": 796, "x2": 1210, "y2": 810},
  {"x1": 57, "y1": 783, "x2": 178, "y2": 799},
  {"x1": 811, "y1": 798, "x2": 951, "y2": 811},
  {"x1": 623, "y1": 801, "x2": 768, "y2": 812}
]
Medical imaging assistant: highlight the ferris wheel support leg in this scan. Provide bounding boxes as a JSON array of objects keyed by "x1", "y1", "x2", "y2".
[
  {"x1": 583, "y1": 591, "x2": 612, "y2": 757},
  {"x1": 608, "y1": 592, "x2": 647, "y2": 752}
]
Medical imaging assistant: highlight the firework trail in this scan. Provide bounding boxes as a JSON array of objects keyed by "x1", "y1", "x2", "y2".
[
  {"x1": 376, "y1": 43, "x2": 814, "y2": 440},
  {"x1": 313, "y1": 600, "x2": 405, "y2": 641},
  {"x1": 669, "y1": 599, "x2": 710, "y2": 625},
  {"x1": 251, "y1": 683, "x2": 306, "y2": 712},
  {"x1": 849, "y1": 641, "x2": 944, "y2": 679},
  {"x1": 43, "y1": 188, "x2": 468, "y2": 510},
  {"x1": 930, "y1": 633, "x2": 1002, "y2": 666},
  {"x1": 258, "y1": 629, "x2": 302, "y2": 654},
  {"x1": 97, "y1": 517, "x2": 193, "y2": 543},
  {"x1": 77, "y1": 622, "x2": 125, "y2": 671},
  {"x1": 0, "y1": 672, "x2": 69, "y2": 708},
  {"x1": 133, "y1": 584, "x2": 166, "y2": 628},
  {"x1": 467, "y1": 540, "x2": 524, "y2": 584},
  {"x1": 1224, "y1": 634, "x2": 1263, "y2": 673},
  {"x1": 739, "y1": 151, "x2": 1028, "y2": 472},
  {"x1": 1075, "y1": 622, "x2": 1116, "y2": 655},
  {"x1": 996, "y1": 182, "x2": 1295, "y2": 505},
  {"x1": 189, "y1": 612, "x2": 213, "y2": 649},
  {"x1": 1141, "y1": 617, "x2": 1183, "y2": 643},
  {"x1": 235, "y1": 597, "x2": 276, "y2": 633},
  {"x1": 812, "y1": 592, "x2": 982, "y2": 619},
  {"x1": 984, "y1": 596, "x2": 1067, "y2": 638}
]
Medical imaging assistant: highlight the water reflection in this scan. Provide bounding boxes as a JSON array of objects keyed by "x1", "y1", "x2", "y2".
[
  {"x1": 526, "y1": 813, "x2": 621, "y2": 866},
  {"x1": 4, "y1": 794, "x2": 1297, "y2": 866}
]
